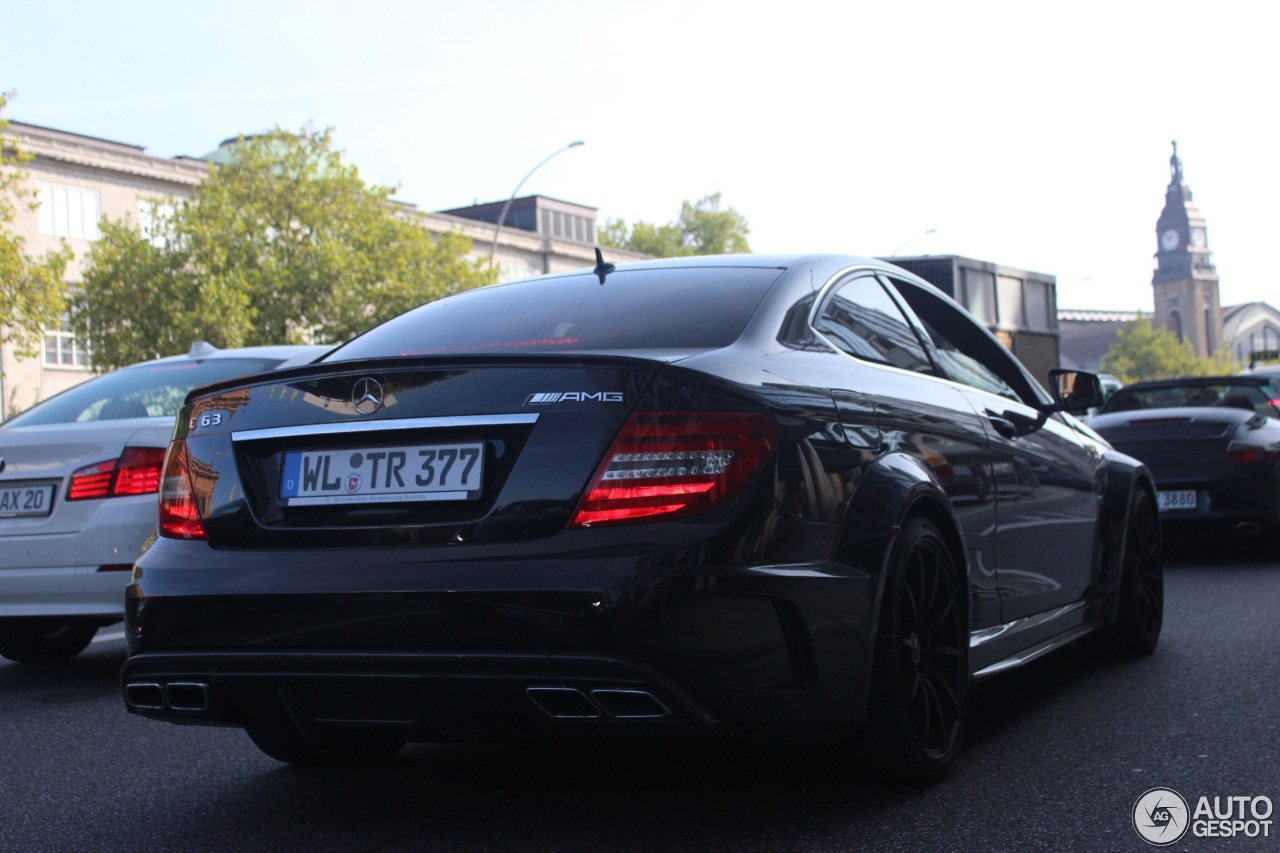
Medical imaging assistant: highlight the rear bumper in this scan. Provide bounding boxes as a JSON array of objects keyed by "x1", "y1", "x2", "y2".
[
  {"x1": 123, "y1": 532, "x2": 878, "y2": 737},
  {"x1": 1154, "y1": 476, "x2": 1280, "y2": 532},
  {"x1": 0, "y1": 494, "x2": 155, "y2": 618},
  {"x1": 121, "y1": 650, "x2": 724, "y2": 740},
  {"x1": 0, "y1": 565, "x2": 131, "y2": 618}
]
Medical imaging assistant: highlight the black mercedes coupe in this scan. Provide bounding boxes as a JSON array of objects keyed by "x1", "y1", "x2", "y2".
[
  {"x1": 122, "y1": 254, "x2": 1160, "y2": 781},
  {"x1": 1089, "y1": 375, "x2": 1280, "y2": 540}
]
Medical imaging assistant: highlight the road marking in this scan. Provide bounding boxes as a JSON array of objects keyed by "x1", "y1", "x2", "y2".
[{"x1": 92, "y1": 630, "x2": 126, "y2": 644}]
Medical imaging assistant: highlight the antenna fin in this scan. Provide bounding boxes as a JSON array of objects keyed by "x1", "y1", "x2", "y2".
[{"x1": 593, "y1": 247, "x2": 616, "y2": 285}]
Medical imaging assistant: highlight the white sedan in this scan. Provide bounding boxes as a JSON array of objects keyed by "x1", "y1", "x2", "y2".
[{"x1": 0, "y1": 342, "x2": 326, "y2": 663}]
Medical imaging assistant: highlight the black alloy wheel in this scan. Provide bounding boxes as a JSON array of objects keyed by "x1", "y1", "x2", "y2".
[
  {"x1": 1082, "y1": 486, "x2": 1163, "y2": 656},
  {"x1": 0, "y1": 619, "x2": 99, "y2": 664},
  {"x1": 868, "y1": 516, "x2": 969, "y2": 783},
  {"x1": 247, "y1": 726, "x2": 406, "y2": 766}
]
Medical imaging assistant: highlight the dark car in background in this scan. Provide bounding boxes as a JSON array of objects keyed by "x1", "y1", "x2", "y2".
[
  {"x1": 1089, "y1": 376, "x2": 1280, "y2": 540},
  {"x1": 121, "y1": 254, "x2": 1160, "y2": 782},
  {"x1": 0, "y1": 343, "x2": 327, "y2": 663}
]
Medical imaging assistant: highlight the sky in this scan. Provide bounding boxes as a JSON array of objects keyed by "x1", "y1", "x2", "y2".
[{"x1": 4, "y1": 0, "x2": 1278, "y2": 312}]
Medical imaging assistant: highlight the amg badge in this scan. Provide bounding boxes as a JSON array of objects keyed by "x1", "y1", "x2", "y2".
[{"x1": 525, "y1": 391, "x2": 624, "y2": 405}]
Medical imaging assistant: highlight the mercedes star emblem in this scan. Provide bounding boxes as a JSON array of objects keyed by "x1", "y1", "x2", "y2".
[{"x1": 351, "y1": 378, "x2": 384, "y2": 415}]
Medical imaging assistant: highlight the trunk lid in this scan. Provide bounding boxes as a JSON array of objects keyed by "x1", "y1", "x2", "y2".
[
  {"x1": 1090, "y1": 408, "x2": 1251, "y2": 472},
  {"x1": 177, "y1": 355, "x2": 672, "y2": 548},
  {"x1": 0, "y1": 419, "x2": 172, "y2": 535}
]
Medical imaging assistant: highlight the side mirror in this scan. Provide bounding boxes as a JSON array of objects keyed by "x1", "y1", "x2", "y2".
[{"x1": 1048, "y1": 369, "x2": 1105, "y2": 413}]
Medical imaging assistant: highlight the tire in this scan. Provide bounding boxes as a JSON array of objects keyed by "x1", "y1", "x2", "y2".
[
  {"x1": 1081, "y1": 486, "x2": 1163, "y2": 656},
  {"x1": 0, "y1": 619, "x2": 99, "y2": 664},
  {"x1": 866, "y1": 516, "x2": 969, "y2": 783},
  {"x1": 247, "y1": 726, "x2": 405, "y2": 766}
]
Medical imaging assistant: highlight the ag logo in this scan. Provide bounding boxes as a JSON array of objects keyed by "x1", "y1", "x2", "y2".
[{"x1": 1134, "y1": 787, "x2": 1190, "y2": 846}]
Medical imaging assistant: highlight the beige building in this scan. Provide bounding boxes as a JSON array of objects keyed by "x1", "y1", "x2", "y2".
[
  {"x1": 0, "y1": 122, "x2": 207, "y2": 419},
  {"x1": 0, "y1": 123, "x2": 642, "y2": 420}
]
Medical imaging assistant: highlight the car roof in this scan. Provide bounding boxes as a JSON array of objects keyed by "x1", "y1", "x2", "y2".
[
  {"x1": 519, "y1": 252, "x2": 894, "y2": 282},
  {"x1": 127, "y1": 343, "x2": 331, "y2": 368}
]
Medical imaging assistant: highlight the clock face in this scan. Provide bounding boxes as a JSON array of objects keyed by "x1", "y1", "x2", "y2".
[
  {"x1": 1161, "y1": 229, "x2": 1180, "y2": 251},
  {"x1": 1191, "y1": 228, "x2": 1207, "y2": 248}
]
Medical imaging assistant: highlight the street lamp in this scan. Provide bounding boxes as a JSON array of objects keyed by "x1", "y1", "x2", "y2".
[
  {"x1": 489, "y1": 140, "x2": 585, "y2": 269},
  {"x1": 890, "y1": 228, "x2": 937, "y2": 257}
]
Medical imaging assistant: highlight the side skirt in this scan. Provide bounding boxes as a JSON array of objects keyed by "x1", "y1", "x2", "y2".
[{"x1": 969, "y1": 601, "x2": 1104, "y2": 681}]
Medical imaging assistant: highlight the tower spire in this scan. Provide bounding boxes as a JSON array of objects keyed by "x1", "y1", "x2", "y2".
[{"x1": 1152, "y1": 143, "x2": 1219, "y2": 357}]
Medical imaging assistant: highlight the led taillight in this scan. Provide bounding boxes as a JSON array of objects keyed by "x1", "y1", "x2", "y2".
[
  {"x1": 67, "y1": 460, "x2": 118, "y2": 500},
  {"x1": 1226, "y1": 442, "x2": 1280, "y2": 464},
  {"x1": 569, "y1": 412, "x2": 780, "y2": 528},
  {"x1": 67, "y1": 447, "x2": 166, "y2": 501},
  {"x1": 158, "y1": 440, "x2": 206, "y2": 540},
  {"x1": 113, "y1": 447, "x2": 166, "y2": 496}
]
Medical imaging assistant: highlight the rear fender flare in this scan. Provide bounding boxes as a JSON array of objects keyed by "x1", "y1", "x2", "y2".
[
  {"x1": 838, "y1": 451, "x2": 970, "y2": 714},
  {"x1": 1097, "y1": 461, "x2": 1157, "y2": 619}
]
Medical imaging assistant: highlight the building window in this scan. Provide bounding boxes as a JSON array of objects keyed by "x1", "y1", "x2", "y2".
[
  {"x1": 138, "y1": 199, "x2": 177, "y2": 247},
  {"x1": 961, "y1": 269, "x2": 996, "y2": 325},
  {"x1": 43, "y1": 313, "x2": 91, "y2": 369},
  {"x1": 996, "y1": 275, "x2": 1024, "y2": 327},
  {"x1": 37, "y1": 183, "x2": 101, "y2": 240},
  {"x1": 1024, "y1": 281, "x2": 1053, "y2": 331}
]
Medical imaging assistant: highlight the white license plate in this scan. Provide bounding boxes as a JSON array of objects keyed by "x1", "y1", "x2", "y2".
[
  {"x1": 1157, "y1": 490, "x2": 1197, "y2": 511},
  {"x1": 0, "y1": 482, "x2": 57, "y2": 518},
  {"x1": 280, "y1": 442, "x2": 484, "y2": 506}
]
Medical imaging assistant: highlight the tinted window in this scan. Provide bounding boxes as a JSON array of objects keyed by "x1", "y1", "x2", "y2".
[
  {"x1": 327, "y1": 267, "x2": 781, "y2": 359},
  {"x1": 1101, "y1": 382, "x2": 1280, "y2": 417},
  {"x1": 813, "y1": 275, "x2": 933, "y2": 373},
  {"x1": 886, "y1": 277, "x2": 1040, "y2": 405},
  {"x1": 4, "y1": 358, "x2": 286, "y2": 426}
]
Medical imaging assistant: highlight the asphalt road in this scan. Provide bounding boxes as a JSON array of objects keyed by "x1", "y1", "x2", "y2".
[{"x1": 3, "y1": 548, "x2": 1278, "y2": 853}]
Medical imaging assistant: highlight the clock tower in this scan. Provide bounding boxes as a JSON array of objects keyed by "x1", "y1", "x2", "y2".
[{"x1": 1152, "y1": 141, "x2": 1221, "y2": 357}]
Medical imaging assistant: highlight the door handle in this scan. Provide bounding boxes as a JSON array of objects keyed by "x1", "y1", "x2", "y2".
[
  {"x1": 986, "y1": 408, "x2": 1048, "y2": 439},
  {"x1": 987, "y1": 412, "x2": 1019, "y2": 439}
]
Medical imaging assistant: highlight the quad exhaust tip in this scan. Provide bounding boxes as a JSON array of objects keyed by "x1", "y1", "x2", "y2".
[
  {"x1": 526, "y1": 686, "x2": 671, "y2": 720},
  {"x1": 124, "y1": 682, "x2": 165, "y2": 711},
  {"x1": 125, "y1": 679, "x2": 210, "y2": 713},
  {"x1": 165, "y1": 681, "x2": 211, "y2": 712}
]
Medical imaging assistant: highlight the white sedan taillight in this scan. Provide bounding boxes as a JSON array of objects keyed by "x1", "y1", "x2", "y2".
[{"x1": 67, "y1": 447, "x2": 166, "y2": 501}]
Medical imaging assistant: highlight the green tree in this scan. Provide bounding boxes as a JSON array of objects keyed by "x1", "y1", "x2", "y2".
[
  {"x1": 598, "y1": 192, "x2": 750, "y2": 257},
  {"x1": 77, "y1": 126, "x2": 495, "y2": 369},
  {"x1": 1101, "y1": 317, "x2": 1237, "y2": 384},
  {"x1": 0, "y1": 90, "x2": 71, "y2": 358}
]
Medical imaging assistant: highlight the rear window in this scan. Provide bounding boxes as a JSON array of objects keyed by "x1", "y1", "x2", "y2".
[
  {"x1": 1100, "y1": 382, "x2": 1280, "y2": 417},
  {"x1": 3, "y1": 358, "x2": 286, "y2": 426},
  {"x1": 327, "y1": 267, "x2": 782, "y2": 360}
]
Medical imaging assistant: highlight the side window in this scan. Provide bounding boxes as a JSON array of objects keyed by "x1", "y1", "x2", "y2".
[
  {"x1": 813, "y1": 274, "x2": 934, "y2": 374},
  {"x1": 884, "y1": 276, "x2": 1041, "y2": 405}
]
